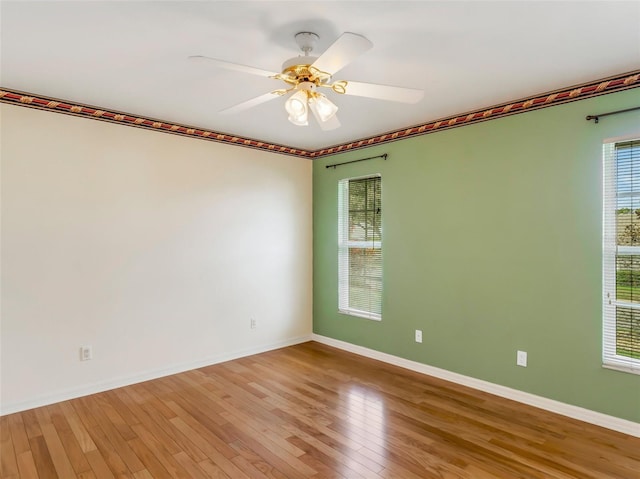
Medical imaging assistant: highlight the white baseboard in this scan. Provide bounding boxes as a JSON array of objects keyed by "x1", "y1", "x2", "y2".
[
  {"x1": 312, "y1": 334, "x2": 640, "y2": 438},
  {"x1": 0, "y1": 335, "x2": 312, "y2": 416}
]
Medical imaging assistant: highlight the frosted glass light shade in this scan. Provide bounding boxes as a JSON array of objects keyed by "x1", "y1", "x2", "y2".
[
  {"x1": 285, "y1": 90, "x2": 309, "y2": 125},
  {"x1": 312, "y1": 93, "x2": 338, "y2": 122}
]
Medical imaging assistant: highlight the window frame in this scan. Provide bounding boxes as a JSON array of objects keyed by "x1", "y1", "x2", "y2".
[
  {"x1": 602, "y1": 135, "x2": 640, "y2": 374},
  {"x1": 338, "y1": 174, "x2": 383, "y2": 321}
]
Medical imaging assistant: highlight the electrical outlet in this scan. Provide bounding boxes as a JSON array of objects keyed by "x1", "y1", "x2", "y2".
[
  {"x1": 517, "y1": 350, "x2": 527, "y2": 367},
  {"x1": 415, "y1": 329, "x2": 422, "y2": 343},
  {"x1": 250, "y1": 318, "x2": 256, "y2": 329},
  {"x1": 80, "y1": 346, "x2": 92, "y2": 361}
]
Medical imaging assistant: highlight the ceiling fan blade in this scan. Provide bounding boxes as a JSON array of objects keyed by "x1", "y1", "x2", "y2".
[
  {"x1": 188, "y1": 55, "x2": 278, "y2": 78},
  {"x1": 309, "y1": 102, "x2": 341, "y2": 131},
  {"x1": 220, "y1": 91, "x2": 282, "y2": 115},
  {"x1": 311, "y1": 32, "x2": 373, "y2": 76},
  {"x1": 342, "y1": 81, "x2": 424, "y2": 103}
]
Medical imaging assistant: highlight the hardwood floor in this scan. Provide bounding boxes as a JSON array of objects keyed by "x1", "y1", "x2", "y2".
[{"x1": 1, "y1": 341, "x2": 638, "y2": 478}]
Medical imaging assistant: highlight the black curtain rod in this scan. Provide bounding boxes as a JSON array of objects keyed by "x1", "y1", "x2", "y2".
[
  {"x1": 325, "y1": 153, "x2": 388, "y2": 169},
  {"x1": 586, "y1": 106, "x2": 640, "y2": 124}
]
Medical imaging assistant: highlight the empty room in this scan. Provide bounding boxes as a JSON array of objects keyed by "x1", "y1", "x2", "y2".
[{"x1": 1, "y1": 1, "x2": 639, "y2": 478}]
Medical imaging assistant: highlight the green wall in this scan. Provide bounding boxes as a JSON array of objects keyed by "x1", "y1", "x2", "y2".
[{"x1": 313, "y1": 87, "x2": 640, "y2": 422}]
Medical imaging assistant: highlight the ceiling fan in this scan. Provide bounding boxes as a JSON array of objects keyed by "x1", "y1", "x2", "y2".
[{"x1": 189, "y1": 32, "x2": 424, "y2": 130}]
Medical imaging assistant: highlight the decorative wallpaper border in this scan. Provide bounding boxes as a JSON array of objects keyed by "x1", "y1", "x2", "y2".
[
  {"x1": 0, "y1": 89, "x2": 312, "y2": 158},
  {"x1": 1, "y1": 70, "x2": 638, "y2": 159},
  {"x1": 314, "y1": 71, "x2": 640, "y2": 157}
]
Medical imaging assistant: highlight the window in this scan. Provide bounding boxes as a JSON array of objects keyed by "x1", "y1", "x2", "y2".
[
  {"x1": 603, "y1": 137, "x2": 640, "y2": 373},
  {"x1": 338, "y1": 175, "x2": 382, "y2": 320}
]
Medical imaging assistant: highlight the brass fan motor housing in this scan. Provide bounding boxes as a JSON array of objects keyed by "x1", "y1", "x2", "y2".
[{"x1": 274, "y1": 63, "x2": 347, "y2": 94}]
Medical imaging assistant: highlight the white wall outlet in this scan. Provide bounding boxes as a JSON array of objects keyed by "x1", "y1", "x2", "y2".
[
  {"x1": 250, "y1": 318, "x2": 256, "y2": 329},
  {"x1": 415, "y1": 329, "x2": 423, "y2": 343},
  {"x1": 80, "y1": 346, "x2": 92, "y2": 361},
  {"x1": 517, "y1": 350, "x2": 527, "y2": 367}
]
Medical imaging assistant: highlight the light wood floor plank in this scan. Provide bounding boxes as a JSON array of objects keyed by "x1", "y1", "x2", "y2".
[
  {"x1": 80, "y1": 417, "x2": 134, "y2": 477},
  {"x1": 285, "y1": 434, "x2": 374, "y2": 479},
  {"x1": 39, "y1": 423, "x2": 77, "y2": 478},
  {"x1": 115, "y1": 387, "x2": 208, "y2": 464},
  {"x1": 28, "y1": 436, "x2": 58, "y2": 479},
  {"x1": 20, "y1": 411, "x2": 42, "y2": 440},
  {"x1": 84, "y1": 449, "x2": 115, "y2": 479},
  {"x1": 8, "y1": 415, "x2": 31, "y2": 457},
  {"x1": 128, "y1": 423, "x2": 191, "y2": 479},
  {"x1": 217, "y1": 421, "x2": 315, "y2": 479},
  {"x1": 1, "y1": 341, "x2": 638, "y2": 478},
  {"x1": 58, "y1": 402, "x2": 97, "y2": 454},
  {"x1": 172, "y1": 451, "x2": 210, "y2": 479},
  {"x1": 131, "y1": 469, "x2": 154, "y2": 479},
  {"x1": 1, "y1": 416, "x2": 20, "y2": 478},
  {"x1": 197, "y1": 458, "x2": 232, "y2": 479},
  {"x1": 167, "y1": 415, "x2": 252, "y2": 479},
  {"x1": 48, "y1": 404, "x2": 93, "y2": 476},
  {"x1": 77, "y1": 396, "x2": 145, "y2": 475},
  {"x1": 126, "y1": 437, "x2": 171, "y2": 478},
  {"x1": 15, "y1": 450, "x2": 40, "y2": 479}
]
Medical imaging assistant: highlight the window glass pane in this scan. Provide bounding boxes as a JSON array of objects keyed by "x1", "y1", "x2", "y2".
[
  {"x1": 616, "y1": 141, "x2": 640, "y2": 246},
  {"x1": 615, "y1": 306, "x2": 640, "y2": 359},
  {"x1": 616, "y1": 141, "x2": 640, "y2": 196},
  {"x1": 363, "y1": 212, "x2": 373, "y2": 242},
  {"x1": 616, "y1": 198, "x2": 640, "y2": 246},
  {"x1": 366, "y1": 178, "x2": 380, "y2": 209},
  {"x1": 349, "y1": 177, "x2": 381, "y2": 242},
  {"x1": 372, "y1": 209, "x2": 381, "y2": 242},
  {"x1": 348, "y1": 247, "x2": 382, "y2": 314},
  {"x1": 349, "y1": 180, "x2": 367, "y2": 211},
  {"x1": 616, "y1": 255, "x2": 640, "y2": 304},
  {"x1": 339, "y1": 175, "x2": 382, "y2": 320},
  {"x1": 350, "y1": 211, "x2": 379, "y2": 242},
  {"x1": 349, "y1": 212, "x2": 367, "y2": 241},
  {"x1": 605, "y1": 139, "x2": 640, "y2": 372}
]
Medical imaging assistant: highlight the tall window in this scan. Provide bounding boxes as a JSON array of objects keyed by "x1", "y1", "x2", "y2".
[
  {"x1": 603, "y1": 138, "x2": 640, "y2": 374},
  {"x1": 338, "y1": 175, "x2": 382, "y2": 320}
]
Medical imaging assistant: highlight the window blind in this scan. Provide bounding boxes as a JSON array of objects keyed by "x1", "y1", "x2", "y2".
[
  {"x1": 603, "y1": 138, "x2": 640, "y2": 373},
  {"x1": 338, "y1": 175, "x2": 382, "y2": 320}
]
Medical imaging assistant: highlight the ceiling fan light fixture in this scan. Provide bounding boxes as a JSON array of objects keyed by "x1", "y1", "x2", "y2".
[
  {"x1": 287, "y1": 114, "x2": 309, "y2": 126},
  {"x1": 285, "y1": 89, "x2": 309, "y2": 126},
  {"x1": 194, "y1": 31, "x2": 423, "y2": 131},
  {"x1": 310, "y1": 93, "x2": 338, "y2": 122}
]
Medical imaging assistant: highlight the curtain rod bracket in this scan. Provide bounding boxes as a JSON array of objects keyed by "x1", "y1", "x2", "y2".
[{"x1": 586, "y1": 106, "x2": 640, "y2": 124}]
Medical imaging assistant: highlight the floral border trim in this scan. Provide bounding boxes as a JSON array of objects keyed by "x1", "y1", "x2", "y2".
[
  {"x1": 0, "y1": 90, "x2": 312, "y2": 158},
  {"x1": 1, "y1": 70, "x2": 638, "y2": 159},
  {"x1": 310, "y1": 70, "x2": 640, "y2": 158}
]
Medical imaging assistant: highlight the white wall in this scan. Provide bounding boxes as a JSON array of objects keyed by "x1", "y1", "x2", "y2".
[{"x1": 0, "y1": 105, "x2": 313, "y2": 414}]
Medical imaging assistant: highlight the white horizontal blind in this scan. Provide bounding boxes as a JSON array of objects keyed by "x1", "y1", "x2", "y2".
[
  {"x1": 603, "y1": 138, "x2": 640, "y2": 373},
  {"x1": 338, "y1": 175, "x2": 382, "y2": 320}
]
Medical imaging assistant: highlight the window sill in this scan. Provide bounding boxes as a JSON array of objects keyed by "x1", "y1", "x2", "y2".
[
  {"x1": 339, "y1": 308, "x2": 381, "y2": 321},
  {"x1": 603, "y1": 362, "x2": 640, "y2": 376}
]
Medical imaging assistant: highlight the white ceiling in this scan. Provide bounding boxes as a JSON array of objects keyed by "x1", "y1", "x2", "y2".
[{"x1": 2, "y1": 1, "x2": 639, "y2": 151}]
